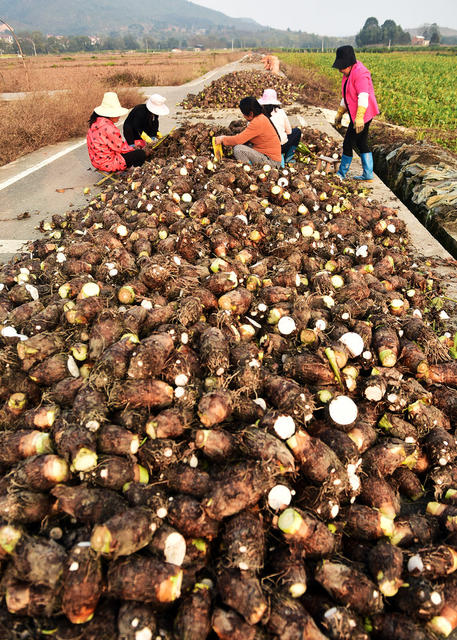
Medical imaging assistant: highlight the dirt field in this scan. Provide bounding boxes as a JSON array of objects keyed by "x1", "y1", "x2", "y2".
[{"x1": 0, "y1": 50, "x2": 241, "y2": 92}]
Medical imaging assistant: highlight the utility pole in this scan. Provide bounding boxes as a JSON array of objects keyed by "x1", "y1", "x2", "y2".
[
  {"x1": 321, "y1": 37, "x2": 324, "y2": 52},
  {"x1": 231, "y1": 38, "x2": 233, "y2": 51},
  {"x1": 0, "y1": 17, "x2": 31, "y2": 89}
]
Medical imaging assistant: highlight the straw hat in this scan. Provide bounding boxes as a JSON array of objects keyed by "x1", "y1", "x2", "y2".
[
  {"x1": 94, "y1": 92, "x2": 129, "y2": 118},
  {"x1": 146, "y1": 94, "x2": 170, "y2": 116},
  {"x1": 258, "y1": 88, "x2": 281, "y2": 105}
]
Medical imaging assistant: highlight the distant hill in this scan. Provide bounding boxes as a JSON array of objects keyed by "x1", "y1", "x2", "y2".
[
  {"x1": 0, "y1": 0, "x2": 264, "y2": 35},
  {"x1": 0, "y1": 0, "x2": 354, "y2": 50}
]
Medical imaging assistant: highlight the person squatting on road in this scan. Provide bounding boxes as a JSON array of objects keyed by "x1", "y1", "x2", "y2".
[
  {"x1": 214, "y1": 96, "x2": 282, "y2": 167},
  {"x1": 258, "y1": 88, "x2": 302, "y2": 163},
  {"x1": 332, "y1": 45, "x2": 379, "y2": 181},
  {"x1": 123, "y1": 93, "x2": 169, "y2": 147},
  {"x1": 86, "y1": 92, "x2": 152, "y2": 173}
]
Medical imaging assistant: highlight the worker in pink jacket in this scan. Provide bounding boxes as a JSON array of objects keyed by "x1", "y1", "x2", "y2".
[
  {"x1": 87, "y1": 92, "x2": 151, "y2": 173},
  {"x1": 332, "y1": 45, "x2": 379, "y2": 181}
]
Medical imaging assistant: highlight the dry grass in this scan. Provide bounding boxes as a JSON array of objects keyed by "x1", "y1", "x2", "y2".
[
  {"x1": 0, "y1": 50, "x2": 240, "y2": 167},
  {"x1": 281, "y1": 62, "x2": 339, "y2": 110}
]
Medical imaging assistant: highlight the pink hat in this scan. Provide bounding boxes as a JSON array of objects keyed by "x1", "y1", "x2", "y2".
[{"x1": 258, "y1": 88, "x2": 280, "y2": 105}]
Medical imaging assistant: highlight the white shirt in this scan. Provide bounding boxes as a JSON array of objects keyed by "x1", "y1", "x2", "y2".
[{"x1": 269, "y1": 108, "x2": 292, "y2": 145}]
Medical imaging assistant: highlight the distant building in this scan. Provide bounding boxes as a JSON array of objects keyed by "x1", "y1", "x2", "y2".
[{"x1": 412, "y1": 35, "x2": 430, "y2": 46}]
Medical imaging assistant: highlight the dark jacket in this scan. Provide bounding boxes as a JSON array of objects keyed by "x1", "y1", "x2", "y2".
[{"x1": 123, "y1": 104, "x2": 159, "y2": 144}]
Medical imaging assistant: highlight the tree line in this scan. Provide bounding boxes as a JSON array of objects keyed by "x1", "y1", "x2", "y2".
[
  {"x1": 0, "y1": 27, "x2": 352, "y2": 56},
  {"x1": 356, "y1": 17, "x2": 442, "y2": 47}
]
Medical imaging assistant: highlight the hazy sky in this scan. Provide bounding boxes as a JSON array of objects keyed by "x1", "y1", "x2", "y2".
[{"x1": 193, "y1": 0, "x2": 456, "y2": 36}]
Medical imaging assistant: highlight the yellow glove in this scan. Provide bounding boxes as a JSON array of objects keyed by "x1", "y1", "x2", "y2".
[
  {"x1": 157, "y1": 131, "x2": 162, "y2": 139},
  {"x1": 334, "y1": 106, "x2": 347, "y2": 128},
  {"x1": 354, "y1": 106, "x2": 367, "y2": 134},
  {"x1": 140, "y1": 131, "x2": 153, "y2": 143}
]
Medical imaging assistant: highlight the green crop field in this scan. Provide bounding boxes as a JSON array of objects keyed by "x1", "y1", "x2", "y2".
[{"x1": 278, "y1": 51, "x2": 457, "y2": 152}]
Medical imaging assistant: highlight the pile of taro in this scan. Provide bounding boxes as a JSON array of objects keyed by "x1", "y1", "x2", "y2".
[
  {"x1": 154, "y1": 122, "x2": 339, "y2": 167},
  {"x1": 2, "y1": 122, "x2": 457, "y2": 640},
  {"x1": 179, "y1": 71, "x2": 302, "y2": 110}
]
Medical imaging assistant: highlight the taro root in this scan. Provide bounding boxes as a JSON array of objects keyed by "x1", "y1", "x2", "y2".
[
  {"x1": 368, "y1": 540, "x2": 404, "y2": 596},
  {"x1": 315, "y1": 560, "x2": 384, "y2": 615},
  {"x1": 107, "y1": 555, "x2": 182, "y2": 605},
  {"x1": 220, "y1": 510, "x2": 264, "y2": 572},
  {"x1": 277, "y1": 507, "x2": 336, "y2": 558},
  {"x1": 0, "y1": 108, "x2": 453, "y2": 636},
  {"x1": 4, "y1": 534, "x2": 66, "y2": 589},
  {"x1": 268, "y1": 592, "x2": 328, "y2": 640},
  {"x1": 51, "y1": 483, "x2": 126, "y2": 524},
  {"x1": 217, "y1": 568, "x2": 267, "y2": 625},
  {"x1": 117, "y1": 602, "x2": 157, "y2": 640},
  {"x1": 202, "y1": 463, "x2": 268, "y2": 520},
  {"x1": 211, "y1": 607, "x2": 257, "y2": 640},
  {"x1": 62, "y1": 542, "x2": 103, "y2": 624},
  {"x1": 90, "y1": 507, "x2": 157, "y2": 557},
  {"x1": 174, "y1": 581, "x2": 212, "y2": 640}
]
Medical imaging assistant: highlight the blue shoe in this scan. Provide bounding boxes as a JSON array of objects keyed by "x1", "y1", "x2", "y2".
[
  {"x1": 336, "y1": 153, "x2": 352, "y2": 179},
  {"x1": 281, "y1": 154, "x2": 285, "y2": 168},
  {"x1": 354, "y1": 152, "x2": 374, "y2": 181},
  {"x1": 284, "y1": 146, "x2": 297, "y2": 164}
]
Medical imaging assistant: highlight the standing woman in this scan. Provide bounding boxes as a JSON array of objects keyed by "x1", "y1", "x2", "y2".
[
  {"x1": 333, "y1": 45, "x2": 379, "y2": 181},
  {"x1": 214, "y1": 96, "x2": 282, "y2": 167},
  {"x1": 87, "y1": 92, "x2": 150, "y2": 173},
  {"x1": 123, "y1": 93, "x2": 169, "y2": 146},
  {"x1": 258, "y1": 88, "x2": 302, "y2": 163}
]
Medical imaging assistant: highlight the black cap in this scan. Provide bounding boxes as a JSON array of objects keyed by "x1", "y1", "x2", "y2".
[{"x1": 332, "y1": 45, "x2": 357, "y2": 69}]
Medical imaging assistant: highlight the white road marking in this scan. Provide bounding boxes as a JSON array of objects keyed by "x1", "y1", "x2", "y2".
[
  {"x1": 185, "y1": 56, "x2": 247, "y2": 87},
  {"x1": 186, "y1": 68, "x2": 221, "y2": 87},
  {"x1": 0, "y1": 139, "x2": 86, "y2": 192},
  {"x1": 0, "y1": 239, "x2": 28, "y2": 252}
]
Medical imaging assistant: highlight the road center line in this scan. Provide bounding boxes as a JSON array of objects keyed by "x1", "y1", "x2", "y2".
[{"x1": 0, "y1": 139, "x2": 86, "y2": 192}]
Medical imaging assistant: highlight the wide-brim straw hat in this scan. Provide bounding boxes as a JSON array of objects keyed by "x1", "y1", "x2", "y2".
[
  {"x1": 94, "y1": 92, "x2": 129, "y2": 118},
  {"x1": 146, "y1": 94, "x2": 170, "y2": 116},
  {"x1": 258, "y1": 88, "x2": 281, "y2": 105}
]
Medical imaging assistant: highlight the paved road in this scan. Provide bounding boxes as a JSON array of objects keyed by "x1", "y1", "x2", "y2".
[{"x1": 0, "y1": 56, "x2": 254, "y2": 262}]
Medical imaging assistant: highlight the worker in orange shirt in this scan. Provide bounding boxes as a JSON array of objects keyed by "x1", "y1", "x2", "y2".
[{"x1": 214, "y1": 96, "x2": 282, "y2": 167}]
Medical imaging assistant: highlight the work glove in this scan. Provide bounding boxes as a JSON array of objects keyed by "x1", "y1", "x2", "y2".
[
  {"x1": 354, "y1": 106, "x2": 367, "y2": 134},
  {"x1": 334, "y1": 106, "x2": 347, "y2": 128},
  {"x1": 140, "y1": 131, "x2": 153, "y2": 144}
]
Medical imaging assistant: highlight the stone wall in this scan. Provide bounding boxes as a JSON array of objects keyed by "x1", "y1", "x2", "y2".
[{"x1": 372, "y1": 139, "x2": 457, "y2": 255}]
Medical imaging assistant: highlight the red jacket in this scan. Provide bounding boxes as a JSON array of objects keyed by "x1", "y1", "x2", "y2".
[
  {"x1": 87, "y1": 117, "x2": 132, "y2": 172},
  {"x1": 342, "y1": 61, "x2": 379, "y2": 124}
]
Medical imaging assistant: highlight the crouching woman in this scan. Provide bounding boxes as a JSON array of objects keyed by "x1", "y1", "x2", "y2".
[
  {"x1": 87, "y1": 92, "x2": 151, "y2": 173},
  {"x1": 214, "y1": 96, "x2": 282, "y2": 167}
]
